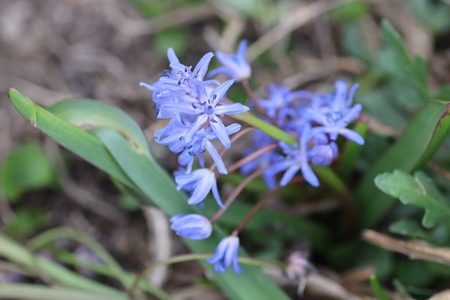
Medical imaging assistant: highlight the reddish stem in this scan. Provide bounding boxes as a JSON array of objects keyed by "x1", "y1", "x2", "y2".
[
  {"x1": 232, "y1": 177, "x2": 304, "y2": 235},
  {"x1": 222, "y1": 143, "x2": 278, "y2": 176},
  {"x1": 210, "y1": 168, "x2": 266, "y2": 223}
]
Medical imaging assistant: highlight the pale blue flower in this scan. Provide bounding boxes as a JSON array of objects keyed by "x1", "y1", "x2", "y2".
[
  {"x1": 306, "y1": 81, "x2": 364, "y2": 144},
  {"x1": 209, "y1": 40, "x2": 251, "y2": 81},
  {"x1": 207, "y1": 236, "x2": 242, "y2": 274},
  {"x1": 266, "y1": 124, "x2": 319, "y2": 187},
  {"x1": 170, "y1": 214, "x2": 212, "y2": 240},
  {"x1": 175, "y1": 168, "x2": 224, "y2": 208}
]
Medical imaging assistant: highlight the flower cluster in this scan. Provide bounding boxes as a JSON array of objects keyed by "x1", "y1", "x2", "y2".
[
  {"x1": 141, "y1": 46, "x2": 249, "y2": 274},
  {"x1": 242, "y1": 81, "x2": 364, "y2": 188},
  {"x1": 141, "y1": 41, "x2": 364, "y2": 276}
]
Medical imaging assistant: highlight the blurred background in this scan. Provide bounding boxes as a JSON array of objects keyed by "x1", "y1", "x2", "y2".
[{"x1": 1, "y1": 0, "x2": 450, "y2": 299}]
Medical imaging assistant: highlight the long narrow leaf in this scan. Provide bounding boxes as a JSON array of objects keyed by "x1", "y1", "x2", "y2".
[{"x1": 8, "y1": 90, "x2": 291, "y2": 300}]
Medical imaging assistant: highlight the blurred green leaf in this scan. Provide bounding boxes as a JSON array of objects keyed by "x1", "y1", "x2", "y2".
[
  {"x1": 329, "y1": 0, "x2": 369, "y2": 21},
  {"x1": 0, "y1": 284, "x2": 126, "y2": 300},
  {"x1": 337, "y1": 121, "x2": 368, "y2": 181},
  {"x1": 5, "y1": 208, "x2": 47, "y2": 237},
  {"x1": 8, "y1": 89, "x2": 291, "y2": 300},
  {"x1": 356, "y1": 100, "x2": 450, "y2": 228},
  {"x1": 401, "y1": 0, "x2": 450, "y2": 33},
  {"x1": 378, "y1": 20, "x2": 429, "y2": 103},
  {"x1": 395, "y1": 259, "x2": 435, "y2": 287},
  {"x1": 0, "y1": 143, "x2": 57, "y2": 203},
  {"x1": 375, "y1": 170, "x2": 450, "y2": 229},
  {"x1": 370, "y1": 274, "x2": 392, "y2": 300},
  {"x1": 154, "y1": 28, "x2": 189, "y2": 58},
  {"x1": 0, "y1": 234, "x2": 126, "y2": 298},
  {"x1": 389, "y1": 219, "x2": 434, "y2": 242}
]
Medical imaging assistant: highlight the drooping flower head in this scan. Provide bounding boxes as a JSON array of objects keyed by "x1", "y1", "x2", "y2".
[
  {"x1": 207, "y1": 236, "x2": 242, "y2": 274},
  {"x1": 209, "y1": 40, "x2": 251, "y2": 81},
  {"x1": 170, "y1": 214, "x2": 212, "y2": 240}
]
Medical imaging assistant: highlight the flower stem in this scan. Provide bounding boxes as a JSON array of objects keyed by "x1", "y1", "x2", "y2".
[
  {"x1": 232, "y1": 177, "x2": 304, "y2": 235},
  {"x1": 210, "y1": 168, "x2": 266, "y2": 223},
  {"x1": 223, "y1": 143, "x2": 278, "y2": 175}
]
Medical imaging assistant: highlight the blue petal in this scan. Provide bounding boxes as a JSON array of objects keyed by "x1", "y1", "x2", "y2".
[
  {"x1": 214, "y1": 103, "x2": 249, "y2": 115},
  {"x1": 280, "y1": 165, "x2": 301, "y2": 186},
  {"x1": 184, "y1": 114, "x2": 208, "y2": 143},
  {"x1": 211, "y1": 80, "x2": 235, "y2": 106},
  {"x1": 193, "y1": 52, "x2": 214, "y2": 80},
  {"x1": 208, "y1": 67, "x2": 235, "y2": 79},
  {"x1": 301, "y1": 163, "x2": 319, "y2": 187},
  {"x1": 167, "y1": 48, "x2": 180, "y2": 65},
  {"x1": 205, "y1": 140, "x2": 228, "y2": 175},
  {"x1": 210, "y1": 117, "x2": 231, "y2": 149}
]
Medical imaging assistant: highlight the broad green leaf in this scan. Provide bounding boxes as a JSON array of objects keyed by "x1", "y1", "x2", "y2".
[
  {"x1": 8, "y1": 89, "x2": 137, "y2": 190},
  {"x1": 375, "y1": 170, "x2": 450, "y2": 228},
  {"x1": 0, "y1": 143, "x2": 57, "y2": 202},
  {"x1": 8, "y1": 89, "x2": 290, "y2": 300},
  {"x1": 356, "y1": 100, "x2": 450, "y2": 227},
  {"x1": 49, "y1": 99, "x2": 151, "y2": 157},
  {"x1": 0, "y1": 284, "x2": 126, "y2": 300}
]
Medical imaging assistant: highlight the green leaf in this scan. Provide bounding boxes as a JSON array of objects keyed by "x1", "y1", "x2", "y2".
[
  {"x1": 0, "y1": 234, "x2": 126, "y2": 298},
  {"x1": 8, "y1": 89, "x2": 291, "y2": 300},
  {"x1": 356, "y1": 100, "x2": 450, "y2": 228},
  {"x1": 0, "y1": 143, "x2": 57, "y2": 202},
  {"x1": 389, "y1": 219, "x2": 434, "y2": 242},
  {"x1": 375, "y1": 170, "x2": 450, "y2": 228},
  {"x1": 395, "y1": 259, "x2": 435, "y2": 287},
  {"x1": 0, "y1": 284, "x2": 126, "y2": 300},
  {"x1": 370, "y1": 274, "x2": 392, "y2": 300},
  {"x1": 337, "y1": 121, "x2": 369, "y2": 181},
  {"x1": 378, "y1": 20, "x2": 429, "y2": 102},
  {"x1": 5, "y1": 208, "x2": 47, "y2": 237}
]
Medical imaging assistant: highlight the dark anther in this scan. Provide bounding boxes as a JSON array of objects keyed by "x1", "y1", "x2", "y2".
[
  {"x1": 163, "y1": 70, "x2": 170, "y2": 77},
  {"x1": 191, "y1": 103, "x2": 197, "y2": 109},
  {"x1": 212, "y1": 94, "x2": 217, "y2": 100},
  {"x1": 210, "y1": 118, "x2": 218, "y2": 123},
  {"x1": 201, "y1": 149, "x2": 207, "y2": 153}
]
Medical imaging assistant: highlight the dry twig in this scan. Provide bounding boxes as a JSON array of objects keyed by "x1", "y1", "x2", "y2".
[{"x1": 363, "y1": 230, "x2": 450, "y2": 266}]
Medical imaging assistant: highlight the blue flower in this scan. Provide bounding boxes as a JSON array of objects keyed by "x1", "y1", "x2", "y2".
[
  {"x1": 175, "y1": 168, "x2": 225, "y2": 208},
  {"x1": 207, "y1": 236, "x2": 242, "y2": 274},
  {"x1": 209, "y1": 40, "x2": 251, "y2": 81},
  {"x1": 162, "y1": 79, "x2": 248, "y2": 148},
  {"x1": 170, "y1": 214, "x2": 212, "y2": 240},
  {"x1": 266, "y1": 124, "x2": 319, "y2": 187},
  {"x1": 306, "y1": 81, "x2": 364, "y2": 145},
  {"x1": 139, "y1": 47, "x2": 217, "y2": 117},
  {"x1": 259, "y1": 84, "x2": 311, "y2": 125}
]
